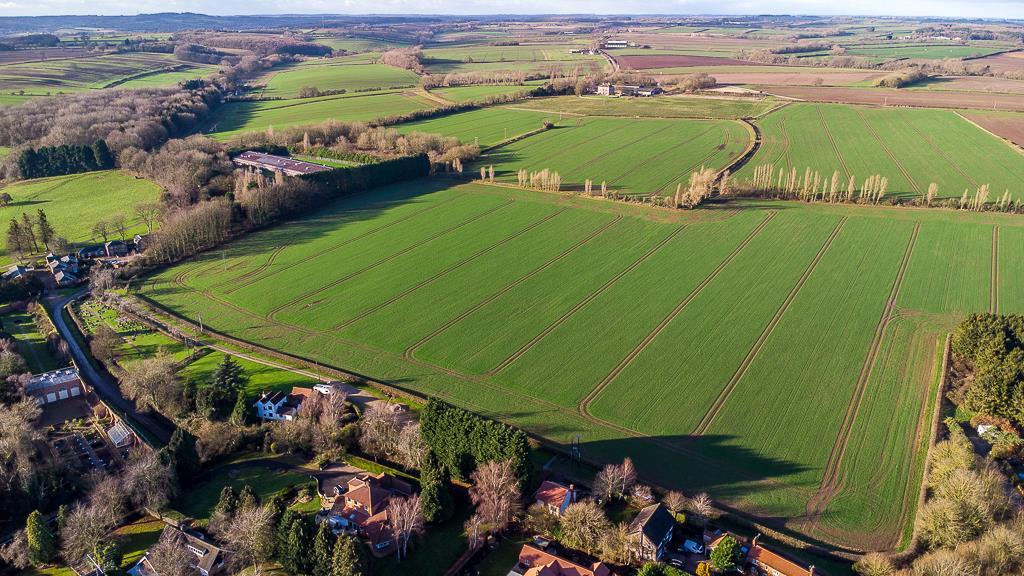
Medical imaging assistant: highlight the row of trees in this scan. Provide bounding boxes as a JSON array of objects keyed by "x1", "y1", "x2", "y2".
[
  {"x1": 6, "y1": 209, "x2": 63, "y2": 260},
  {"x1": 420, "y1": 399, "x2": 531, "y2": 483},
  {"x1": 17, "y1": 140, "x2": 114, "y2": 179},
  {"x1": 950, "y1": 313, "x2": 1024, "y2": 430}
]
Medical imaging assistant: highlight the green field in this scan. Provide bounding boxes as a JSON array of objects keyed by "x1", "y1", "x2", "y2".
[
  {"x1": 259, "y1": 62, "x2": 420, "y2": 99},
  {"x1": 842, "y1": 43, "x2": 1010, "y2": 60},
  {"x1": 313, "y1": 35, "x2": 409, "y2": 52},
  {"x1": 0, "y1": 310, "x2": 61, "y2": 373},
  {"x1": 0, "y1": 171, "x2": 162, "y2": 262},
  {"x1": 514, "y1": 95, "x2": 778, "y2": 119},
  {"x1": 170, "y1": 455, "x2": 311, "y2": 523},
  {"x1": 179, "y1": 350, "x2": 319, "y2": 398},
  {"x1": 0, "y1": 52, "x2": 193, "y2": 95},
  {"x1": 203, "y1": 91, "x2": 436, "y2": 140},
  {"x1": 431, "y1": 83, "x2": 539, "y2": 103},
  {"x1": 477, "y1": 116, "x2": 751, "y2": 195},
  {"x1": 394, "y1": 107, "x2": 563, "y2": 148},
  {"x1": 114, "y1": 63, "x2": 223, "y2": 89},
  {"x1": 138, "y1": 178, "x2": 1023, "y2": 550},
  {"x1": 737, "y1": 103, "x2": 1024, "y2": 200}
]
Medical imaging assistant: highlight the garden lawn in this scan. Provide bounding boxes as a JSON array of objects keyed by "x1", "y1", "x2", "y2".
[
  {"x1": 0, "y1": 170, "x2": 162, "y2": 263},
  {"x1": 170, "y1": 456, "x2": 310, "y2": 523},
  {"x1": 179, "y1": 351, "x2": 319, "y2": 398},
  {"x1": 0, "y1": 310, "x2": 61, "y2": 373}
]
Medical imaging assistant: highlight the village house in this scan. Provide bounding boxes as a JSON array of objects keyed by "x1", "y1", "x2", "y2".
[
  {"x1": 103, "y1": 240, "x2": 131, "y2": 258},
  {"x1": 746, "y1": 535, "x2": 816, "y2": 576},
  {"x1": 627, "y1": 503, "x2": 675, "y2": 561},
  {"x1": 3, "y1": 264, "x2": 29, "y2": 281},
  {"x1": 510, "y1": 543, "x2": 614, "y2": 576},
  {"x1": 325, "y1": 472, "x2": 415, "y2": 556},
  {"x1": 596, "y1": 84, "x2": 614, "y2": 95},
  {"x1": 533, "y1": 480, "x2": 575, "y2": 516},
  {"x1": 46, "y1": 253, "x2": 80, "y2": 286},
  {"x1": 26, "y1": 367, "x2": 85, "y2": 405},
  {"x1": 253, "y1": 386, "x2": 313, "y2": 421},
  {"x1": 602, "y1": 39, "x2": 628, "y2": 48},
  {"x1": 232, "y1": 151, "x2": 332, "y2": 177},
  {"x1": 129, "y1": 526, "x2": 228, "y2": 576}
]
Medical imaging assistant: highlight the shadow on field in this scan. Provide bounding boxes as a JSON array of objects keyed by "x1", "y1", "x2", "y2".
[{"x1": 201, "y1": 100, "x2": 259, "y2": 136}]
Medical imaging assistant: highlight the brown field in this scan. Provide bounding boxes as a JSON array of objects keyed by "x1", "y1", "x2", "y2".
[
  {"x1": 962, "y1": 110, "x2": 1024, "y2": 148},
  {"x1": 912, "y1": 75, "x2": 1024, "y2": 94},
  {"x1": 618, "y1": 54, "x2": 753, "y2": 70},
  {"x1": 702, "y1": 70, "x2": 884, "y2": 86},
  {"x1": 967, "y1": 50, "x2": 1024, "y2": 74},
  {"x1": 762, "y1": 85, "x2": 1024, "y2": 112},
  {"x1": 0, "y1": 47, "x2": 92, "y2": 64},
  {"x1": 620, "y1": 33, "x2": 781, "y2": 51}
]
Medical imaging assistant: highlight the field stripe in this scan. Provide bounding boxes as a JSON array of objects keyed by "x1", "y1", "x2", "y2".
[
  {"x1": 220, "y1": 192, "x2": 469, "y2": 293},
  {"x1": 992, "y1": 226, "x2": 1000, "y2": 314},
  {"x1": 816, "y1": 106, "x2": 852, "y2": 180},
  {"x1": 578, "y1": 211, "x2": 777, "y2": 416},
  {"x1": 403, "y1": 215, "x2": 625, "y2": 360},
  {"x1": 692, "y1": 216, "x2": 848, "y2": 436},
  {"x1": 599, "y1": 124, "x2": 719, "y2": 186},
  {"x1": 559, "y1": 122, "x2": 679, "y2": 177},
  {"x1": 485, "y1": 224, "x2": 688, "y2": 376},
  {"x1": 854, "y1": 108, "x2": 922, "y2": 195},
  {"x1": 896, "y1": 110, "x2": 980, "y2": 189},
  {"x1": 651, "y1": 127, "x2": 736, "y2": 196},
  {"x1": 329, "y1": 207, "x2": 571, "y2": 330},
  {"x1": 265, "y1": 198, "x2": 516, "y2": 321},
  {"x1": 806, "y1": 221, "x2": 920, "y2": 516}
]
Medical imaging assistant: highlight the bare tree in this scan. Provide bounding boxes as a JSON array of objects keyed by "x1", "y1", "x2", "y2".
[
  {"x1": 559, "y1": 500, "x2": 610, "y2": 555},
  {"x1": 122, "y1": 450, "x2": 177, "y2": 513},
  {"x1": 358, "y1": 403, "x2": 402, "y2": 461},
  {"x1": 689, "y1": 492, "x2": 715, "y2": 528},
  {"x1": 0, "y1": 399, "x2": 42, "y2": 488},
  {"x1": 599, "y1": 522, "x2": 632, "y2": 566},
  {"x1": 221, "y1": 505, "x2": 276, "y2": 576},
  {"x1": 91, "y1": 220, "x2": 110, "y2": 243},
  {"x1": 854, "y1": 553, "x2": 895, "y2": 576},
  {"x1": 468, "y1": 459, "x2": 522, "y2": 535},
  {"x1": 110, "y1": 213, "x2": 128, "y2": 242},
  {"x1": 61, "y1": 502, "x2": 120, "y2": 564},
  {"x1": 0, "y1": 529, "x2": 29, "y2": 569},
  {"x1": 592, "y1": 464, "x2": 618, "y2": 501},
  {"x1": 146, "y1": 529, "x2": 193, "y2": 576},
  {"x1": 663, "y1": 490, "x2": 687, "y2": 518},
  {"x1": 394, "y1": 423, "x2": 425, "y2": 470},
  {"x1": 388, "y1": 494, "x2": 424, "y2": 561},
  {"x1": 620, "y1": 457, "x2": 637, "y2": 497},
  {"x1": 120, "y1": 354, "x2": 183, "y2": 416},
  {"x1": 464, "y1": 513, "x2": 486, "y2": 551},
  {"x1": 134, "y1": 202, "x2": 162, "y2": 235}
]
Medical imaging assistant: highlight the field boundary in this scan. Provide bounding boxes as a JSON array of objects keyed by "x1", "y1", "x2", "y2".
[
  {"x1": 954, "y1": 111, "x2": 1024, "y2": 157},
  {"x1": 714, "y1": 118, "x2": 760, "y2": 185},
  {"x1": 896, "y1": 111, "x2": 979, "y2": 189},
  {"x1": 578, "y1": 210, "x2": 777, "y2": 416},
  {"x1": 816, "y1": 106, "x2": 853, "y2": 180},
  {"x1": 807, "y1": 221, "x2": 920, "y2": 516},
  {"x1": 692, "y1": 216, "x2": 848, "y2": 435}
]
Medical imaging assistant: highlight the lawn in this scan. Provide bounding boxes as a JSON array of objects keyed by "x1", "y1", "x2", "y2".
[
  {"x1": 72, "y1": 297, "x2": 191, "y2": 367},
  {"x1": 170, "y1": 455, "x2": 311, "y2": 523},
  {"x1": 179, "y1": 350, "x2": 319, "y2": 398},
  {"x1": 737, "y1": 102, "x2": 1024, "y2": 200},
  {"x1": 259, "y1": 62, "x2": 420, "y2": 99},
  {"x1": 0, "y1": 170, "x2": 162, "y2": 263},
  {"x1": 138, "y1": 178, "x2": 1023, "y2": 551},
  {"x1": 202, "y1": 91, "x2": 436, "y2": 140},
  {"x1": 0, "y1": 310, "x2": 62, "y2": 373}
]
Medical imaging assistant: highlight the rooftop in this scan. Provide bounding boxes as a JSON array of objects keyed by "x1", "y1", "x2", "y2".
[{"x1": 27, "y1": 368, "x2": 81, "y2": 392}]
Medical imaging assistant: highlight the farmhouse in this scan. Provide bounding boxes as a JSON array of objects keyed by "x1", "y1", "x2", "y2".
[
  {"x1": 3, "y1": 264, "x2": 29, "y2": 280},
  {"x1": 254, "y1": 386, "x2": 313, "y2": 421},
  {"x1": 533, "y1": 480, "x2": 575, "y2": 516},
  {"x1": 510, "y1": 543, "x2": 614, "y2": 576},
  {"x1": 326, "y1": 472, "x2": 415, "y2": 556},
  {"x1": 46, "y1": 253, "x2": 81, "y2": 286},
  {"x1": 130, "y1": 526, "x2": 228, "y2": 576},
  {"x1": 627, "y1": 503, "x2": 675, "y2": 561},
  {"x1": 232, "y1": 151, "x2": 332, "y2": 177},
  {"x1": 746, "y1": 535, "x2": 816, "y2": 576},
  {"x1": 596, "y1": 84, "x2": 614, "y2": 95},
  {"x1": 26, "y1": 367, "x2": 84, "y2": 405}
]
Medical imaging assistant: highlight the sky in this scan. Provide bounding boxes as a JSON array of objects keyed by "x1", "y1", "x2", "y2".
[{"x1": 3, "y1": 0, "x2": 1024, "y2": 18}]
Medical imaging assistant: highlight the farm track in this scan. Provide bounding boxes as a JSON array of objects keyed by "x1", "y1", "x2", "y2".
[
  {"x1": 855, "y1": 108, "x2": 922, "y2": 195},
  {"x1": 265, "y1": 198, "x2": 516, "y2": 321},
  {"x1": 691, "y1": 217, "x2": 848, "y2": 436},
  {"x1": 992, "y1": 226, "x2": 1000, "y2": 314},
  {"x1": 219, "y1": 193, "x2": 469, "y2": 294},
  {"x1": 402, "y1": 215, "x2": 625, "y2": 360},
  {"x1": 806, "y1": 221, "x2": 921, "y2": 518},
  {"x1": 578, "y1": 211, "x2": 777, "y2": 415},
  {"x1": 328, "y1": 207, "x2": 571, "y2": 330},
  {"x1": 485, "y1": 224, "x2": 688, "y2": 377},
  {"x1": 652, "y1": 128, "x2": 734, "y2": 196},
  {"x1": 896, "y1": 110, "x2": 979, "y2": 189},
  {"x1": 816, "y1": 106, "x2": 852, "y2": 180}
]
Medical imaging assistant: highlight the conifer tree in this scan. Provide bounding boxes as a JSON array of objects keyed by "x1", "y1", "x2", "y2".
[
  {"x1": 26, "y1": 510, "x2": 56, "y2": 565},
  {"x1": 36, "y1": 210, "x2": 54, "y2": 251},
  {"x1": 312, "y1": 520, "x2": 335, "y2": 576},
  {"x1": 331, "y1": 535, "x2": 366, "y2": 576}
]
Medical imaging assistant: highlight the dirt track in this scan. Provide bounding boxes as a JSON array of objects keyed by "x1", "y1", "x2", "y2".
[{"x1": 763, "y1": 85, "x2": 1024, "y2": 112}]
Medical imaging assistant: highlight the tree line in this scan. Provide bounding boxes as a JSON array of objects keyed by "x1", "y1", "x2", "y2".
[
  {"x1": 17, "y1": 140, "x2": 114, "y2": 180},
  {"x1": 5, "y1": 209, "x2": 63, "y2": 260}
]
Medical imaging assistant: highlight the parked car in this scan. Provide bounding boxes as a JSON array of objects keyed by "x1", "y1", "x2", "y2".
[
  {"x1": 668, "y1": 558, "x2": 685, "y2": 568},
  {"x1": 682, "y1": 539, "x2": 705, "y2": 555}
]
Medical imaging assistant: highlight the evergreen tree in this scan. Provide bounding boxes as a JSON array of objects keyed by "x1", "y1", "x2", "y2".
[
  {"x1": 709, "y1": 535, "x2": 741, "y2": 572},
  {"x1": 25, "y1": 510, "x2": 56, "y2": 565},
  {"x1": 213, "y1": 486, "x2": 238, "y2": 518},
  {"x1": 419, "y1": 450, "x2": 453, "y2": 523},
  {"x1": 213, "y1": 354, "x2": 247, "y2": 392},
  {"x1": 276, "y1": 509, "x2": 300, "y2": 564},
  {"x1": 331, "y1": 535, "x2": 366, "y2": 576},
  {"x1": 196, "y1": 385, "x2": 236, "y2": 421},
  {"x1": 93, "y1": 539, "x2": 123, "y2": 575},
  {"x1": 283, "y1": 517, "x2": 313, "y2": 574},
  {"x1": 6, "y1": 218, "x2": 25, "y2": 260},
  {"x1": 92, "y1": 140, "x2": 114, "y2": 169},
  {"x1": 20, "y1": 212, "x2": 37, "y2": 252},
  {"x1": 56, "y1": 504, "x2": 68, "y2": 534},
  {"x1": 36, "y1": 209, "x2": 54, "y2": 251},
  {"x1": 238, "y1": 484, "x2": 260, "y2": 510},
  {"x1": 160, "y1": 427, "x2": 200, "y2": 486},
  {"x1": 312, "y1": 520, "x2": 335, "y2": 576},
  {"x1": 230, "y1": 391, "x2": 251, "y2": 426}
]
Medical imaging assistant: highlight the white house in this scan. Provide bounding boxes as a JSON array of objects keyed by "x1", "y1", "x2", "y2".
[{"x1": 254, "y1": 387, "x2": 313, "y2": 421}]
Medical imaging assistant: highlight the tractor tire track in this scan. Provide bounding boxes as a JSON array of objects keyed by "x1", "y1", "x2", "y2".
[
  {"x1": 221, "y1": 193, "x2": 468, "y2": 294},
  {"x1": 403, "y1": 215, "x2": 624, "y2": 360},
  {"x1": 652, "y1": 128, "x2": 735, "y2": 196},
  {"x1": 265, "y1": 199, "x2": 516, "y2": 321},
  {"x1": 806, "y1": 221, "x2": 920, "y2": 517},
  {"x1": 485, "y1": 224, "x2": 688, "y2": 377},
  {"x1": 855, "y1": 108, "x2": 922, "y2": 195},
  {"x1": 897, "y1": 111, "x2": 979, "y2": 189},
  {"x1": 600, "y1": 124, "x2": 718, "y2": 188},
  {"x1": 560, "y1": 122, "x2": 678, "y2": 178},
  {"x1": 578, "y1": 211, "x2": 777, "y2": 416},
  {"x1": 991, "y1": 226, "x2": 1000, "y2": 314},
  {"x1": 692, "y1": 216, "x2": 848, "y2": 436},
  {"x1": 816, "y1": 106, "x2": 853, "y2": 180},
  {"x1": 329, "y1": 207, "x2": 570, "y2": 331}
]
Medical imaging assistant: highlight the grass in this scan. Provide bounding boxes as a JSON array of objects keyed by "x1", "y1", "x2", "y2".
[
  {"x1": 113, "y1": 517, "x2": 166, "y2": 568},
  {"x1": 0, "y1": 170, "x2": 162, "y2": 263},
  {"x1": 312, "y1": 36, "x2": 408, "y2": 52},
  {"x1": 259, "y1": 62, "x2": 419, "y2": 99},
  {"x1": 738, "y1": 102, "x2": 1024, "y2": 200},
  {"x1": 476, "y1": 535, "x2": 529, "y2": 576},
  {"x1": 115, "y1": 63, "x2": 222, "y2": 89},
  {"x1": 0, "y1": 310, "x2": 61, "y2": 373},
  {"x1": 73, "y1": 297, "x2": 191, "y2": 367},
  {"x1": 475, "y1": 116, "x2": 751, "y2": 195},
  {"x1": 202, "y1": 91, "x2": 436, "y2": 140},
  {"x1": 368, "y1": 494, "x2": 470, "y2": 576},
  {"x1": 138, "y1": 178, "x2": 1022, "y2": 550},
  {"x1": 394, "y1": 107, "x2": 563, "y2": 148},
  {"x1": 0, "y1": 52, "x2": 186, "y2": 95},
  {"x1": 513, "y1": 95, "x2": 777, "y2": 119},
  {"x1": 179, "y1": 350, "x2": 319, "y2": 398},
  {"x1": 430, "y1": 83, "x2": 539, "y2": 103}
]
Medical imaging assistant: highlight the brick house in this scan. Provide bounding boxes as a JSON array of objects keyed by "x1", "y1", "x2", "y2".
[
  {"x1": 326, "y1": 472, "x2": 414, "y2": 556},
  {"x1": 533, "y1": 480, "x2": 575, "y2": 516},
  {"x1": 627, "y1": 503, "x2": 675, "y2": 561},
  {"x1": 511, "y1": 543, "x2": 614, "y2": 576}
]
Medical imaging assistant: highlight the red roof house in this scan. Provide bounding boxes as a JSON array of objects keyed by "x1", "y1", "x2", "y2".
[{"x1": 512, "y1": 544, "x2": 614, "y2": 576}]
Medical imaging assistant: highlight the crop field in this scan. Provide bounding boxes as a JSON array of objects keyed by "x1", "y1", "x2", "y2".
[
  {"x1": 842, "y1": 42, "x2": 1011, "y2": 60},
  {"x1": 137, "y1": 178, "x2": 1024, "y2": 549},
  {"x1": 202, "y1": 91, "x2": 436, "y2": 140},
  {"x1": 737, "y1": 103, "x2": 1024, "y2": 200},
  {"x1": 422, "y1": 43, "x2": 598, "y2": 65},
  {"x1": 114, "y1": 63, "x2": 223, "y2": 89},
  {"x1": 394, "y1": 107, "x2": 563, "y2": 148},
  {"x1": 312, "y1": 35, "x2": 409, "y2": 52},
  {"x1": 477, "y1": 116, "x2": 751, "y2": 195},
  {"x1": 259, "y1": 62, "x2": 420, "y2": 98},
  {"x1": 0, "y1": 170, "x2": 162, "y2": 262},
  {"x1": 430, "y1": 83, "x2": 539, "y2": 103},
  {"x1": 513, "y1": 95, "x2": 778, "y2": 119},
  {"x1": 0, "y1": 52, "x2": 186, "y2": 95}
]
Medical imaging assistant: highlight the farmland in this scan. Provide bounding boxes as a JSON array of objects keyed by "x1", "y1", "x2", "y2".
[
  {"x1": 0, "y1": 52, "x2": 201, "y2": 95},
  {"x1": 393, "y1": 107, "x2": 563, "y2": 148},
  {"x1": 736, "y1": 103, "x2": 1024, "y2": 200},
  {"x1": 0, "y1": 170, "x2": 162, "y2": 262},
  {"x1": 137, "y1": 176, "x2": 1024, "y2": 549},
  {"x1": 430, "y1": 83, "x2": 539, "y2": 103},
  {"x1": 512, "y1": 94, "x2": 778, "y2": 118},
  {"x1": 258, "y1": 61, "x2": 420, "y2": 98}
]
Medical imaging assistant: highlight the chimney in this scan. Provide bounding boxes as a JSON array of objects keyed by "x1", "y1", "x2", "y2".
[
  {"x1": 751, "y1": 533, "x2": 760, "y2": 548},
  {"x1": 569, "y1": 484, "x2": 576, "y2": 503},
  {"x1": 810, "y1": 566, "x2": 815, "y2": 576}
]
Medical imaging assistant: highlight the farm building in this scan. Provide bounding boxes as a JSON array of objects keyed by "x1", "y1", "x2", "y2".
[
  {"x1": 603, "y1": 39, "x2": 628, "y2": 48},
  {"x1": 326, "y1": 472, "x2": 415, "y2": 556},
  {"x1": 3, "y1": 264, "x2": 29, "y2": 280},
  {"x1": 746, "y1": 535, "x2": 816, "y2": 576},
  {"x1": 596, "y1": 84, "x2": 614, "y2": 95},
  {"x1": 511, "y1": 543, "x2": 614, "y2": 576},
  {"x1": 232, "y1": 151, "x2": 332, "y2": 177},
  {"x1": 26, "y1": 367, "x2": 84, "y2": 405}
]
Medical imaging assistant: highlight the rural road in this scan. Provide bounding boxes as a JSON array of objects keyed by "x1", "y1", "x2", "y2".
[{"x1": 47, "y1": 288, "x2": 174, "y2": 446}]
